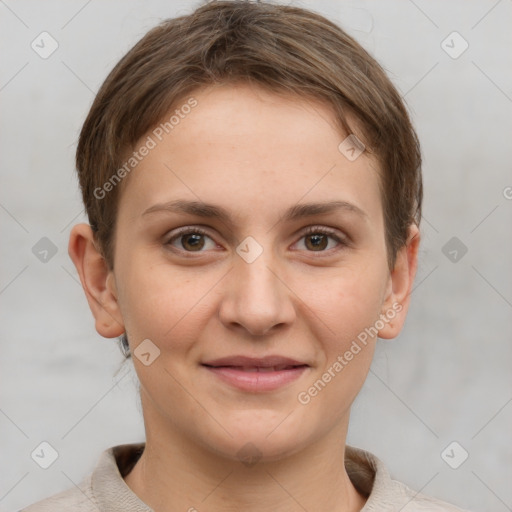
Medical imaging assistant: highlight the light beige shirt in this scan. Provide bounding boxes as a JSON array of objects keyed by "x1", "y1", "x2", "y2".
[{"x1": 21, "y1": 443, "x2": 469, "y2": 511}]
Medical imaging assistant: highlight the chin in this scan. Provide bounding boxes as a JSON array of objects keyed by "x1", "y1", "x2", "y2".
[{"x1": 198, "y1": 411, "x2": 312, "y2": 464}]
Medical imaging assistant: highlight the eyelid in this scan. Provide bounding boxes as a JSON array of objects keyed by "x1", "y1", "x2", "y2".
[
  {"x1": 300, "y1": 225, "x2": 348, "y2": 243},
  {"x1": 166, "y1": 225, "x2": 211, "y2": 239}
]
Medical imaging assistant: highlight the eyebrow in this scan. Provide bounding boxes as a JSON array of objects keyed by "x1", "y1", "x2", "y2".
[{"x1": 142, "y1": 199, "x2": 368, "y2": 226}]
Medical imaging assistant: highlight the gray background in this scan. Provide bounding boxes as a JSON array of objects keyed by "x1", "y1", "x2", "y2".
[{"x1": 1, "y1": 0, "x2": 511, "y2": 510}]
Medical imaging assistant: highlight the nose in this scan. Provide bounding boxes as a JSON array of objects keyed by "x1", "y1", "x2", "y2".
[{"x1": 218, "y1": 248, "x2": 296, "y2": 337}]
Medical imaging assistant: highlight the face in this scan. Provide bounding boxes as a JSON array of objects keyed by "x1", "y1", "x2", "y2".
[{"x1": 79, "y1": 82, "x2": 416, "y2": 462}]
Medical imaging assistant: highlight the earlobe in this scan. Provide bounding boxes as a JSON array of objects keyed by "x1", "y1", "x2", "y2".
[
  {"x1": 68, "y1": 223, "x2": 125, "y2": 338},
  {"x1": 377, "y1": 224, "x2": 420, "y2": 340}
]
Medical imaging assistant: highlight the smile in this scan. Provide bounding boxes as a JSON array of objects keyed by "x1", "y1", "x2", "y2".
[{"x1": 201, "y1": 356, "x2": 310, "y2": 392}]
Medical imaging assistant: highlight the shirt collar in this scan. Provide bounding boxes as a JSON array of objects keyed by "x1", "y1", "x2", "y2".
[{"x1": 91, "y1": 442, "x2": 389, "y2": 511}]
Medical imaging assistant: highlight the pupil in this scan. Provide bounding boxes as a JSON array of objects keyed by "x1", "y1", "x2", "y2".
[
  {"x1": 308, "y1": 234, "x2": 327, "y2": 250},
  {"x1": 184, "y1": 234, "x2": 204, "y2": 250}
]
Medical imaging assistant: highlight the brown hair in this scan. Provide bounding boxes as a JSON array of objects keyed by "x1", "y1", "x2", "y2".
[{"x1": 76, "y1": 0, "x2": 422, "y2": 272}]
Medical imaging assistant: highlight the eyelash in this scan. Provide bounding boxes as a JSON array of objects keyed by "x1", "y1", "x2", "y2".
[{"x1": 164, "y1": 225, "x2": 348, "y2": 255}]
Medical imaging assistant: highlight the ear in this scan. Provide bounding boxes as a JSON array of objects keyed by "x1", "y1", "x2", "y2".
[
  {"x1": 68, "y1": 223, "x2": 125, "y2": 338},
  {"x1": 377, "y1": 224, "x2": 420, "y2": 339}
]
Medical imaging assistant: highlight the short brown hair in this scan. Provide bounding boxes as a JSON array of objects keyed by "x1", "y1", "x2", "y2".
[{"x1": 76, "y1": 0, "x2": 422, "y2": 271}]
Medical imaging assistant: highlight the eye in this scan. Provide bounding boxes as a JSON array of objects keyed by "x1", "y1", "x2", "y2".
[
  {"x1": 165, "y1": 227, "x2": 218, "y2": 252},
  {"x1": 164, "y1": 225, "x2": 347, "y2": 254},
  {"x1": 294, "y1": 226, "x2": 347, "y2": 253}
]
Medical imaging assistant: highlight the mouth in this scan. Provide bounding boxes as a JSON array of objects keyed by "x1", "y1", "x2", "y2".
[
  {"x1": 207, "y1": 365, "x2": 305, "y2": 372},
  {"x1": 201, "y1": 356, "x2": 310, "y2": 392}
]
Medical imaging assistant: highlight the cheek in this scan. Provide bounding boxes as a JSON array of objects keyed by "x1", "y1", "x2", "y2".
[
  {"x1": 292, "y1": 269, "x2": 382, "y2": 432},
  {"x1": 307, "y1": 264, "x2": 387, "y2": 340},
  {"x1": 300, "y1": 267, "x2": 386, "y2": 400},
  {"x1": 116, "y1": 258, "x2": 217, "y2": 348}
]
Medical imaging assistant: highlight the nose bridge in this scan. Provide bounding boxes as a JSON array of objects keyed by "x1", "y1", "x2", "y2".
[
  {"x1": 238, "y1": 248, "x2": 278, "y2": 301},
  {"x1": 219, "y1": 238, "x2": 294, "y2": 336}
]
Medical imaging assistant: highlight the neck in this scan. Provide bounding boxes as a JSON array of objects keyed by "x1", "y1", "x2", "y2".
[{"x1": 124, "y1": 396, "x2": 367, "y2": 512}]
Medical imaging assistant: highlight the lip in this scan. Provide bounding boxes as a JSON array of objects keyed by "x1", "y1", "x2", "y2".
[{"x1": 202, "y1": 355, "x2": 310, "y2": 392}]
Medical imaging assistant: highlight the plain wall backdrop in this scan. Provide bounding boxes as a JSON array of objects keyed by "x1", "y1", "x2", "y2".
[{"x1": 1, "y1": 0, "x2": 511, "y2": 511}]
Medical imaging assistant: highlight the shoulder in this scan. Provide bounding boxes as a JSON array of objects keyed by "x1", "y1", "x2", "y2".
[
  {"x1": 345, "y1": 445, "x2": 471, "y2": 512},
  {"x1": 19, "y1": 443, "x2": 146, "y2": 512},
  {"x1": 380, "y1": 478, "x2": 471, "y2": 511},
  {"x1": 20, "y1": 474, "x2": 99, "y2": 512}
]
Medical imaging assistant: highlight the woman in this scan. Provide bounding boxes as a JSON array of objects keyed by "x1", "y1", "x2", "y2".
[{"x1": 23, "y1": 2, "x2": 469, "y2": 510}]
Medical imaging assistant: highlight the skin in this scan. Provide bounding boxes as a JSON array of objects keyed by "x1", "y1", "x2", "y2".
[{"x1": 69, "y1": 82, "x2": 419, "y2": 511}]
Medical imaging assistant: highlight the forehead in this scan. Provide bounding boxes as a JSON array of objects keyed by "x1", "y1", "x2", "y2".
[
  {"x1": 117, "y1": 82, "x2": 383, "y2": 228},
  {"x1": 168, "y1": 82, "x2": 347, "y2": 154}
]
